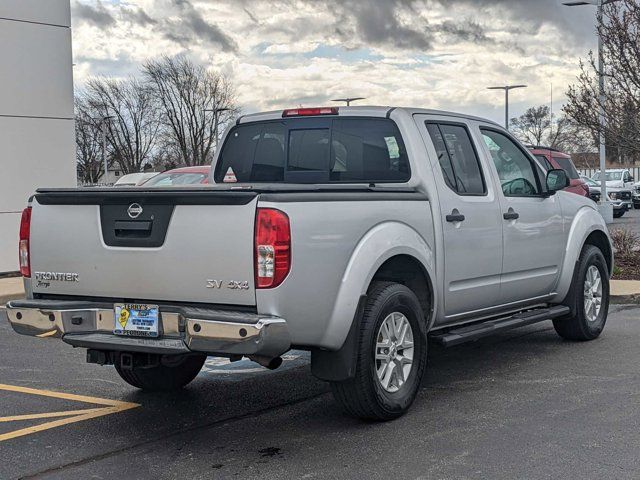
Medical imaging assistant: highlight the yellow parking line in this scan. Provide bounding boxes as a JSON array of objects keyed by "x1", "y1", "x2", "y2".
[
  {"x1": 0, "y1": 383, "x2": 138, "y2": 408},
  {"x1": 36, "y1": 330, "x2": 57, "y2": 338},
  {"x1": 0, "y1": 384, "x2": 140, "y2": 442},
  {"x1": 0, "y1": 408, "x2": 105, "y2": 422}
]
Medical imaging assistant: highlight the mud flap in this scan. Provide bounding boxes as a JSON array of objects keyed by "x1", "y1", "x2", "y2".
[{"x1": 310, "y1": 295, "x2": 367, "y2": 382}]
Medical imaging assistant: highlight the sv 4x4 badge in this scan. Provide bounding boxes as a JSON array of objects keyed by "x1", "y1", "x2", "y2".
[{"x1": 206, "y1": 279, "x2": 250, "y2": 290}]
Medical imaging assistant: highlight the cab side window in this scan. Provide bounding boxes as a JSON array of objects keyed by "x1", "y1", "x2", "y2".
[
  {"x1": 481, "y1": 129, "x2": 541, "y2": 197},
  {"x1": 426, "y1": 122, "x2": 486, "y2": 195}
]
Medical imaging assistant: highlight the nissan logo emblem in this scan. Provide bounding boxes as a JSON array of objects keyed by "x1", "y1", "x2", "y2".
[{"x1": 127, "y1": 203, "x2": 143, "y2": 219}]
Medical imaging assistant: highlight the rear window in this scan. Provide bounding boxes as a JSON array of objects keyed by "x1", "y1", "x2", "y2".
[
  {"x1": 214, "y1": 117, "x2": 410, "y2": 183},
  {"x1": 552, "y1": 156, "x2": 579, "y2": 179}
]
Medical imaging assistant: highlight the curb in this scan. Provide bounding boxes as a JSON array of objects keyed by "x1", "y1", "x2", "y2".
[{"x1": 611, "y1": 294, "x2": 640, "y2": 305}]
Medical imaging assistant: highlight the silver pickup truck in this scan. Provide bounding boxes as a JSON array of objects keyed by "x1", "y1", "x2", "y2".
[{"x1": 7, "y1": 106, "x2": 612, "y2": 421}]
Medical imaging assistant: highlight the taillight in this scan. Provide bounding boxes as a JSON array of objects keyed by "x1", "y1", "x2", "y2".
[
  {"x1": 19, "y1": 206, "x2": 32, "y2": 277},
  {"x1": 282, "y1": 107, "x2": 338, "y2": 117},
  {"x1": 255, "y1": 208, "x2": 291, "y2": 289}
]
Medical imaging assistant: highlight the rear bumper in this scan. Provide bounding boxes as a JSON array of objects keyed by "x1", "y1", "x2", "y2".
[{"x1": 5, "y1": 299, "x2": 291, "y2": 360}]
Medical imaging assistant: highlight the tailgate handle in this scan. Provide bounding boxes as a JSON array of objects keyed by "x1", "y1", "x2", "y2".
[{"x1": 114, "y1": 220, "x2": 152, "y2": 238}]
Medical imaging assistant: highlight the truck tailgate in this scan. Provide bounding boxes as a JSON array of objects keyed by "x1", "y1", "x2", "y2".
[{"x1": 29, "y1": 189, "x2": 258, "y2": 306}]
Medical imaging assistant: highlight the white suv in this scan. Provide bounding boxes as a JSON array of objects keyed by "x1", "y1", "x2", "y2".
[{"x1": 592, "y1": 169, "x2": 635, "y2": 189}]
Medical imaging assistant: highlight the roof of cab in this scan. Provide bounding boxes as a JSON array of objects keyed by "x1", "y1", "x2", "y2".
[{"x1": 236, "y1": 106, "x2": 501, "y2": 127}]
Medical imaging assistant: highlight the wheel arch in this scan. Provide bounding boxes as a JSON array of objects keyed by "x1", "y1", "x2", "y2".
[
  {"x1": 552, "y1": 206, "x2": 613, "y2": 304},
  {"x1": 311, "y1": 222, "x2": 435, "y2": 382},
  {"x1": 369, "y1": 254, "x2": 434, "y2": 329},
  {"x1": 584, "y1": 230, "x2": 613, "y2": 275},
  {"x1": 319, "y1": 221, "x2": 435, "y2": 349}
]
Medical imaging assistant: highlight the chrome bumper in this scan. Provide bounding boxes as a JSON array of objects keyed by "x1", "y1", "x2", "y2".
[{"x1": 5, "y1": 299, "x2": 291, "y2": 359}]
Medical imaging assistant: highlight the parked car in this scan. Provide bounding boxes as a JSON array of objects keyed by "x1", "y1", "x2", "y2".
[
  {"x1": 582, "y1": 176, "x2": 632, "y2": 218},
  {"x1": 7, "y1": 106, "x2": 612, "y2": 421},
  {"x1": 580, "y1": 175, "x2": 600, "y2": 203},
  {"x1": 633, "y1": 180, "x2": 640, "y2": 209},
  {"x1": 113, "y1": 172, "x2": 158, "y2": 187},
  {"x1": 592, "y1": 168, "x2": 635, "y2": 189},
  {"x1": 529, "y1": 146, "x2": 589, "y2": 198},
  {"x1": 141, "y1": 166, "x2": 211, "y2": 186}
]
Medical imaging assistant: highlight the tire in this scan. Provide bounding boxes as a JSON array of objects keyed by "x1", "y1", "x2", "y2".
[
  {"x1": 115, "y1": 353, "x2": 206, "y2": 391},
  {"x1": 553, "y1": 244, "x2": 609, "y2": 341},
  {"x1": 330, "y1": 282, "x2": 428, "y2": 421},
  {"x1": 613, "y1": 211, "x2": 624, "y2": 218}
]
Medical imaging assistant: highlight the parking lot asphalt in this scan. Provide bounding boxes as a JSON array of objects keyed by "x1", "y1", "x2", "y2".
[
  {"x1": 610, "y1": 207, "x2": 640, "y2": 235},
  {"x1": 1, "y1": 305, "x2": 639, "y2": 479}
]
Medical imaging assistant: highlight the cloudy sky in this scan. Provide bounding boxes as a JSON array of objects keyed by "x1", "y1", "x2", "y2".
[{"x1": 71, "y1": 0, "x2": 599, "y2": 124}]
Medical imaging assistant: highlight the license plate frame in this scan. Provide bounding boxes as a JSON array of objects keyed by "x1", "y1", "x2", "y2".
[{"x1": 113, "y1": 303, "x2": 159, "y2": 338}]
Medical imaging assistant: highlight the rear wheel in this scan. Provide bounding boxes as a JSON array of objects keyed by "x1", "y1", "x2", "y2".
[
  {"x1": 114, "y1": 353, "x2": 206, "y2": 391},
  {"x1": 613, "y1": 210, "x2": 624, "y2": 218},
  {"x1": 554, "y1": 245, "x2": 609, "y2": 341},
  {"x1": 330, "y1": 282, "x2": 427, "y2": 421}
]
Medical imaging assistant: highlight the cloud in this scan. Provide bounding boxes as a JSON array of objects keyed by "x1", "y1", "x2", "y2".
[
  {"x1": 168, "y1": 0, "x2": 238, "y2": 52},
  {"x1": 333, "y1": 0, "x2": 433, "y2": 51},
  {"x1": 73, "y1": 1, "x2": 115, "y2": 28},
  {"x1": 433, "y1": 0, "x2": 596, "y2": 44},
  {"x1": 122, "y1": 6, "x2": 157, "y2": 27},
  {"x1": 70, "y1": 0, "x2": 598, "y2": 124}
]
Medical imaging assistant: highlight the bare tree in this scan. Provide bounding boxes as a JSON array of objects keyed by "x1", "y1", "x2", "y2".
[
  {"x1": 548, "y1": 117, "x2": 597, "y2": 154},
  {"x1": 509, "y1": 105, "x2": 550, "y2": 146},
  {"x1": 564, "y1": 0, "x2": 640, "y2": 165},
  {"x1": 143, "y1": 56, "x2": 239, "y2": 166},
  {"x1": 75, "y1": 96, "x2": 103, "y2": 184},
  {"x1": 84, "y1": 77, "x2": 160, "y2": 174},
  {"x1": 509, "y1": 104, "x2": 596, "y2": 155}
]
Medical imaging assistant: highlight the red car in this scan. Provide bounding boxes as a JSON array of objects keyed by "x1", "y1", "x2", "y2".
[
  {"x1": 142, "y1": 166, "x2": 211, "y2": 186},
  {"x1": 529, "y1": 147, "x2": 589, "y2": 198}
]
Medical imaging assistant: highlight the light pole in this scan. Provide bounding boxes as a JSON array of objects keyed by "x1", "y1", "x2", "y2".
[
  {"x1": 487, "y1": 85, "x2": 528, "y2": 130},
  {"x1": 101, "y1": 116, "x2": 114, "y2": 185},
  {"x1": 331, "y1": 97, "x2": 366, "y2": 106},
  {"x1": 562, "y1": 0, "x2": 619, "y2": 222}
]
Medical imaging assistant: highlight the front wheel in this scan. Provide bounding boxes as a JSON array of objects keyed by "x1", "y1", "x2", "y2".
[
  {"x1": 553, "y1": 245, "x2": 609, "y2": 341},
  {"x1": 330, "y1": 282, "x2": 428, "y2": 421},
  {"x1": 115, "y1": 353, "x2": 206, "y2": 391},
  {"x1": 613, "y1": 210, "x2": 624, "y2": 218}
]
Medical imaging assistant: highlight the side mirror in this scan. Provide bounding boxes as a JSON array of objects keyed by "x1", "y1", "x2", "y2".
[
  {"x1": 546, "y1": 169, "x2": 569, "y2": 195},
  {"x1": 630, "y1": 176, "x2": 635, "y2": 183}
]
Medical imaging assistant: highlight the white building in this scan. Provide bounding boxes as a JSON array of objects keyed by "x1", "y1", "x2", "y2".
[
  {"x1": 98, "y1": 165, "x2": 124, "y2": 186},
  {"x1": 0, "y1": 0, "x2": 75, "y2": 273}
]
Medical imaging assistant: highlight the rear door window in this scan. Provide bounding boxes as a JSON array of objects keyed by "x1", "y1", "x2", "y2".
[
  {"x1": 425, "y1": 122, "x2": 486, "y2": 195},
  {"x1": 215, "y1": 117, "x2": 410, "y2": 183}
]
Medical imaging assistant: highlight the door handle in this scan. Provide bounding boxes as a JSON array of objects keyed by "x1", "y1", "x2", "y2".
[
  {"x1": 503, "y1": 211, "x2": 519, "y2": 220},
  {"x1": 446, "y1": 210, "x2": 465, "y2": 223}
]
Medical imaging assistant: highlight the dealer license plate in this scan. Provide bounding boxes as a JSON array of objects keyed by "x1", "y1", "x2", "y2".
[{"x1": 113, "y1": 303, "x2": 159, "y2": 337}]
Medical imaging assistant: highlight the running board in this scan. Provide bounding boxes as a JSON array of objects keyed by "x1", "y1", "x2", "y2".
[{"x1": 430, "y1": 305, "x2": 570, "y2": 347}]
